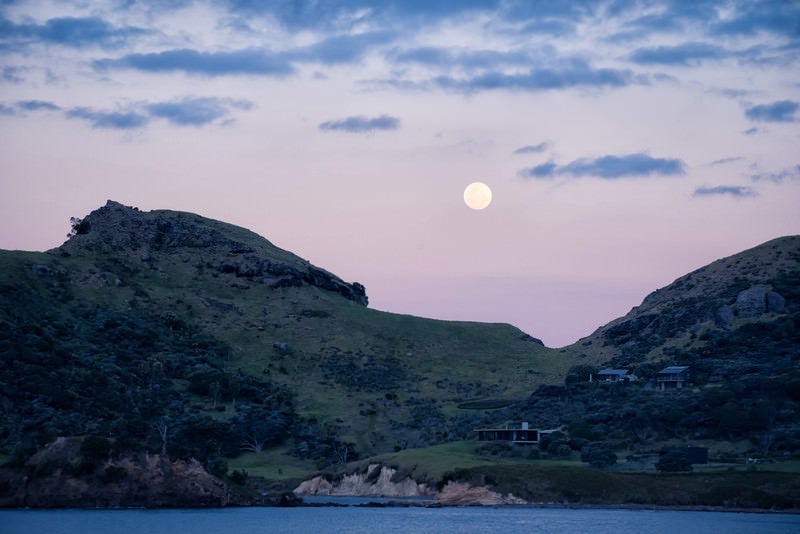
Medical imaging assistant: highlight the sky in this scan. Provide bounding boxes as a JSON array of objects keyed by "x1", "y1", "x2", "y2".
[{"x1": 1, "y1": 0, "x2": 799, "y2": 347}]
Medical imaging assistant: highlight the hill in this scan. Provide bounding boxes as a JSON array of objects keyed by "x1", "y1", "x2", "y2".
[
  {"x1": 1, "y1": 201, "x2": 798, "y2": 507},
  {"x1": 0, "y1": 201, "x2": 560, "y2": 470}
]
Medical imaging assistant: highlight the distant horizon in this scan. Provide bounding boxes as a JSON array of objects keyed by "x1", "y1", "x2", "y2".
[{"x1": 2, "y1": 1, "x2": 798, "y2": 347}]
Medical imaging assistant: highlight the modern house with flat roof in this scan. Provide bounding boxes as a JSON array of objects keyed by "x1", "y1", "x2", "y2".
[
  {"x1": 475, "y1": 422, "x2": 540, "y2": 444},
  {"x1": 591, "y1": 369, "x2": 632, "y2": 383}
]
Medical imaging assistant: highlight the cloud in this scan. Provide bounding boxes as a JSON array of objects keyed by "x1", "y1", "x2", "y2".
[
  {"x1": 319, "y1": 114, "x2": 400, "y2": 133},
  {"x1": 292, "y1": 31, "x2": 396, "y2": 65},
  {"x1": 432, "y1": 60, "x2": 634, "y2": 93},
  {"x1": 16, "y1": 100, "x2": 61, "y2": 111},
  {"x1": 146, "y1": 97, "x2": 253, "y2": 126},
  {"x1": 520, "y1": 153, "x2": 686, "y2": 179},
  {"x1": 693, "y1": 185, "x2": 758, "y2": 198},
  {"x1": 521, "y1": 162, "x2": 557, "y2": 178},
  {"x1": 227, "y1": 0, "x2": 502, "y2": 30},
  {"x1": 0, "y1": 103, "x2": 16, "y2": 116},
  {"x1": 629, "y1": 42, "x2": 730, "y2": 66},
  {"x1": 712, "y1": 1, "x2": 800, "y2": 38},
  {"x1": 64, "y1": 96, "x2": 254, "y2": 129},
  {"x1": 66, "y1": 107, "x2": 149, "y2": 129},
  {"x1": 1, "y1": 66, "x2": 24, "y2": 83},
  {"x1": 1, "y1": 16, "x2": 146, "y2": 50},
  {"x1": 95, "y1": 48, "x2": 295, "y2": 77},
  {"x1": 710, "y1": 157, "x2": 743, "y2": 166},
  {"x1": 390, "y1": 46, "x2": 533, "y2": 70},
  {"x1": 745, "y1": 100, "x2": 798, "y2": 122},
  {"x1": 512, "y1": 143, "x2": 548, "y2": 155},
  {"x1": 751, "y1": 165, "x2": 800, "y2": 183}
]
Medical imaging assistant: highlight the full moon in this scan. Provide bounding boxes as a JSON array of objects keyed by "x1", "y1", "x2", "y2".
[{"x1": 463, "y1": 182, "x2": 492, "y2": 210}]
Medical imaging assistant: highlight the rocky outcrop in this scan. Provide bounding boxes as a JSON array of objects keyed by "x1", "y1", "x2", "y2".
[
  {"x1": 0, "y1": 438, "x2": 235, "y2": 508},
  {"x1": 735, "y1": 287, "x2": 767, "y2": 319},
  {"x1": 435, "y1": 481, "x2": 526, "y2": 505},
  {"x1": 735, "y1": 287, "x2": 786, "y2": 319},
  {"x1": 293, "y1": 465, "x2": 528, "y2": 506},
  {"x1": 61, "y1": 200, "x2": 368, "y2": 306},
  {"x1": 294, "y1": 464, "x2": 432, "y2": 497}
]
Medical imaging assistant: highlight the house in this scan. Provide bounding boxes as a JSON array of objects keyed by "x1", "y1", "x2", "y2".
[
  {"x1": 657, "y1": 366, "x2": 690, "y2": 390},
  {"x1": 475, "y1": 422, "x2": 539, "y2": 444},
  {"x1": 591, "y1": 369, "x2": 632, "y2": 383}
]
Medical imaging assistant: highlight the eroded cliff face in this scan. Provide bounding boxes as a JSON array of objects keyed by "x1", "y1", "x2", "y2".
[
  {"x1": 294, "y1": 464, "x2": 432, "y2": 498},
  {"x1": 293, "y1": 464, "x2": 527, "y2": 505}
]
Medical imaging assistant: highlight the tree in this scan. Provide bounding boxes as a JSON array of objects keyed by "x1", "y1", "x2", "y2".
[
  {"x1": 581, "y1": 442, "x2": 617, "y2": 468},
  {"x1": 156, "y1": 419, "x2": 169, "y2": 457},
  {"x1": 68, "y1": 217, "x2": 91, "y2": 237}
]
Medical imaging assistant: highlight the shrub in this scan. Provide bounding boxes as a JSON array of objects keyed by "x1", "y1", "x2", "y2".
[{"x1": 581, "y1": 442, "x2": 618, "y2": 468}]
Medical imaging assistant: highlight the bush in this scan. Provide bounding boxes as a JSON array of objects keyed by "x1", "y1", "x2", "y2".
[
  {"x1": 229, "y1": 469, "x2": 248, "y2": 485},
  {"x1": 100, "y1": 466, "x2": 128, "y2": 484},
  {"x1": 581, "y1": 442, "x2": 617, "y2": 468}
]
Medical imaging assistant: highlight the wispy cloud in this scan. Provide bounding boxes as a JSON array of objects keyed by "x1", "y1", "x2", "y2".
[
  {"x1": 1, "y1": 66, "x2": 25, "y2": 83},
  {"x1": 94, "y1": 49, "x2": 295, "y2": 77},
  {"x1": 319, "y1": 114, "x2": 400, "y2": 133},
  {"x1": 146, "y1": 97, "x2": 253, "y2": 126},
  {"x1": 710, "y1": 157, "x2": 743, "y2": 166},
  {"x1": 512, "y1": 142, "x2": 548, "y2": 155},
  {"x1": 17, "y1": 100, "x2": 61, "y2": 112},
  {"x1": 520, "y1": 153, "x2": 686, "y2": 180},
  {"x1": 693, "y1": 185, "x2": 758, "y2": 198},
  {"x1": 65, "y1": 107, "x2": 149, "y2": 129},
  {"x1": 390, "y1": 46, "x2": 533, "y2": 70},
  {"x1": 751, "y1": 165, "x2": 800, "y2": 183},
  {"x1": 432, "y1": 61, "x2": 635, "y2": 93},
  {"x1": 291, "y1": 31, "x2": 396, "y2": 65},
  {"x1": 629, "y1": 42, "x2": 730, "y2": 66},
  {"x1": 63, "y1": 96, "x2": 253, "y2": 130},
  {"x1": 745, "y1": 100, "x2": 798, "y2": 122}
]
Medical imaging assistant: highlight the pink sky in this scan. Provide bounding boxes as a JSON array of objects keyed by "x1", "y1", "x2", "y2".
[{"x1": 1, "y1": 1, "x2": 799, "y2": 346}]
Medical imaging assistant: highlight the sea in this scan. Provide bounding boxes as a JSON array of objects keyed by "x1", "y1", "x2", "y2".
[{"x1": 2, "y1": 504, "x2": 798, "y2": 534}]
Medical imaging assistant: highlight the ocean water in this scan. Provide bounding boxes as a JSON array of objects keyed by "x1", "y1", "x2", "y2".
[{"x1": 2, "y1": 506, "x2": 798, "y2": 534}]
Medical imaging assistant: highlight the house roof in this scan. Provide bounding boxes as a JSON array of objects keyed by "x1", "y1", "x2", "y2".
[
  {"x1": 659, "y1": 366, "x2": 689, "y2": 374},
  {"x1": 598, "y1": 369, "x2": 629, "y2": 375}
]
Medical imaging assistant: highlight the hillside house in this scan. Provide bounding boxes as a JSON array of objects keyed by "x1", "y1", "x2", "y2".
[
  {"x1": 657, "y1": 366, "x2": 690, "y2": 390},
  {"x1": 476, "y1": 422, "x2": 539, "y2": 444},
  {"x1": 591, "y1": 369, "x2": 632, "y2": 383}
]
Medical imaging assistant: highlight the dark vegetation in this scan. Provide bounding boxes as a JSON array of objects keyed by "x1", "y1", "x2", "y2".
[
  {"x1": 442, "y1": 464, "x2": 800, "y2": 509},
  {"x1": 0, "y1": 296, "x2": 296, "y2": 470}
]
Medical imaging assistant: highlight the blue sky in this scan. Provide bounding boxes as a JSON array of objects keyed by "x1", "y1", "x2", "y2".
[{"x1": 1, "y1": 0, "x2": 798, "y2": 346}]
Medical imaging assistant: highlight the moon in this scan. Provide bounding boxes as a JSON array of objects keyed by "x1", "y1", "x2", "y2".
[{"x1": 463, "y1": 182, "x2": 492, "y2": 210}]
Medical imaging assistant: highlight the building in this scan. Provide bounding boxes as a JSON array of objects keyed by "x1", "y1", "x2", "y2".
[
  {"x1": 591, "y1": 369, "x2": 632, "y2": 383},
  {"x1": 657, "y1": 366, "x2": 690, "y2": 390},
  {"x1": 475, "y1": 422, "x2": 539, "y2": 444}
]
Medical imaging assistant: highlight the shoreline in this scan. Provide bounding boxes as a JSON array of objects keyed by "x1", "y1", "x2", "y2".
[{"x1": 3, "y1": 501, "x2": 798, "y2": 515}]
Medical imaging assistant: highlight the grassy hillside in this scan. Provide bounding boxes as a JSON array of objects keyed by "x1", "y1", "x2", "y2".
[
  {"x1": 0, "y1": 201, "x2": 566, "y2": 470},
  {"x1": 1, "y1": 201, "x2": 797, "y2": 508}
]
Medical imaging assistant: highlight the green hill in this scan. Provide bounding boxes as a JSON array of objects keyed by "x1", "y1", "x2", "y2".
[
  {"x1": 1, "y1": 201, "x2": 798, "y2": 507},
  {"x1": 0, "y1": 201, "x2": 562, "y2": 467}
]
